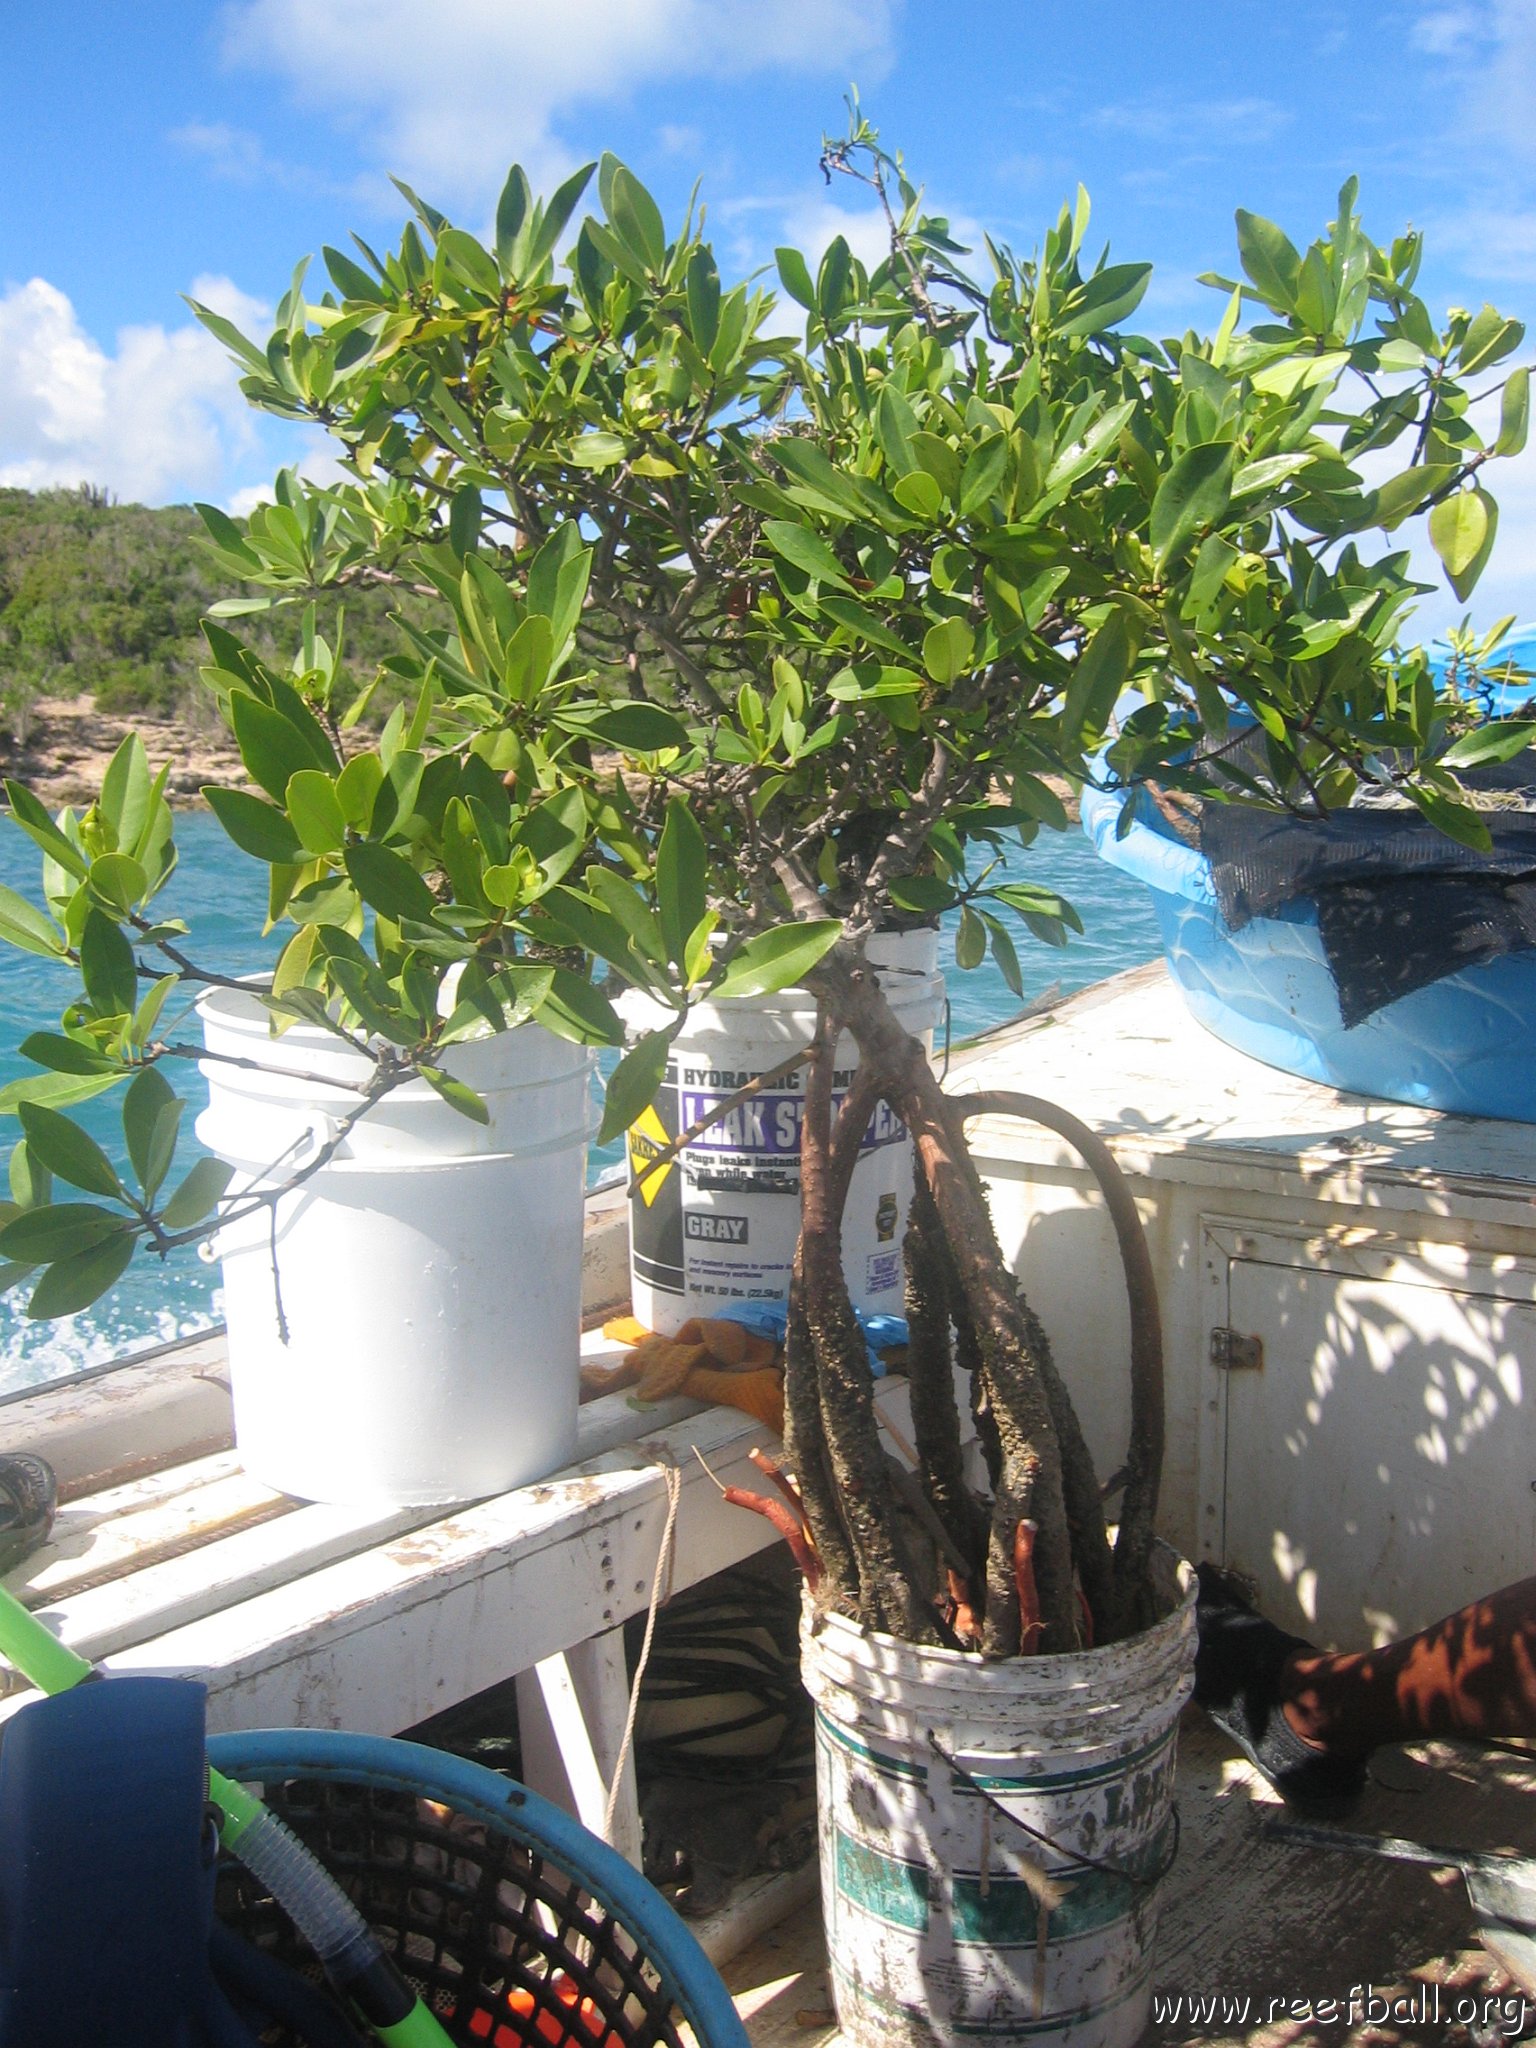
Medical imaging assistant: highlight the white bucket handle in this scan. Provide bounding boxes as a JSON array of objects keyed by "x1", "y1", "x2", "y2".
[{"x1": 198, "y1": 1113, "x2": 335, "y2": 1261}]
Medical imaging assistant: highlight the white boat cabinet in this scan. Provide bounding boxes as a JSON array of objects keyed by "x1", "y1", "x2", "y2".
[{"x1": 961, "y1": 963, "x2": 1536, "y2": 1651}]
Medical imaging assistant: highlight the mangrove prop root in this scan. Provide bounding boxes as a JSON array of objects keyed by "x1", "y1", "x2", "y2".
[
  {"x1": 775, "y1": 948, "x2": 1165, "y2": 1656},
  {"x1": 792, "y1": 950, "x2": 1077, "y2": 1651},
  {"x1": 949, "y1": 1090, "x2": 1165, "y2": 1641},
  {"x1": 888, "y1": 1457, "x2": 974, "y2": 1584},
  {"x1": 800, "y1": 1008, "x2": 946, "y2": 1646},
  {"x1": 945, "y1": 1567, "x2": 982, "y2": 1649},
  {"x1": 903, "y1": 1179, "x2": 989, "y2": 1578},
  {"x1": 1006, "y1": 1284, "x2": 1117, "y2": 1649},
  {"x1": 1014, "y1": 1518, "x2": 1044, "y2": 1654},
  {"x1": 828, "y1": 1062, "x2": 882, "y2": 1212},
  {"x1": 919, "y1": 1221, "x2": 1031, "y2": 1652},
  {"x1": 695, "y1": 1448, "x2": 822, "y2": 1590},
  {"x1": 958, "y1": 1292, "x2": 1004, "y2": 1497},
  {"x1": 782, "y1": 1065, "x2": 884, "y2": 1616},
  {"x1": 783, "y1": 1265, "x2": 857, "y2": 1609},
  {"x1": 723, "y1": 1487, "x2": 822, "y2": 1589},
  {"x1": 748, "y1": 1445, "x2": 806, "y2": 1517}
]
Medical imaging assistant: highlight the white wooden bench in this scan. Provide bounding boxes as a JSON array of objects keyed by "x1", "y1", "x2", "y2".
[{"x1": 0, "y1": 1222, "x2": 924, "y2": 1923}]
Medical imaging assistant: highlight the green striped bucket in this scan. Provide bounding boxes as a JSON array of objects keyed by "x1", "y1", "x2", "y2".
[{"x1": 800, "y1": 1547, "x2": 1195, "y2": 2047}]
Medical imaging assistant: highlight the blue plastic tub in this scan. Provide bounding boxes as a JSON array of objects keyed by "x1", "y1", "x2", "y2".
[
  {"x1": 1446, "y1": 622, "x2": 1536, "y2": 718},
  {"x1": 1080, "y1": 767, "x2": 1536, "y2": 1127}
]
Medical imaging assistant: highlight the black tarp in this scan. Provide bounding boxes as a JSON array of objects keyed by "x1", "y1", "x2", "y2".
[{"x1": 1198, "y1": 750, "x2": 1536, "y2": 1027}]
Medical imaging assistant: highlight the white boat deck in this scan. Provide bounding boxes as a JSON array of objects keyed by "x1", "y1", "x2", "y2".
[{"x1": 955, "y1": 961, "x2": 1536, "y2": 1220}]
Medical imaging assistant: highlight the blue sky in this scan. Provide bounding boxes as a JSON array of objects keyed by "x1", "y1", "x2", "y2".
[{"x1": 2, "y1": 0, "x2": 1534, "y2": 631}]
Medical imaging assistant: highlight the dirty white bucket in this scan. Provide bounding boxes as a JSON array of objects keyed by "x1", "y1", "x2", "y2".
[
  {"x1": 625, "y1": 930, "x2": 944, "y2": 1335},
  {"x1": 195, "y1": 986, "x2": 596, "y2": 1508},
  {"x1": 800, "y1": 1546, "x2": 1196, "y2": 2048}
]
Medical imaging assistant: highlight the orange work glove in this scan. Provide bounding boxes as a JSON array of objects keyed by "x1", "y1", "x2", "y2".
[
  {"x1": 677, "y1": 1361, "x2": 785, "y2": 1435},
  {"x1": 581, "y1": 1316, "x2": 783, "y2": 1427}
]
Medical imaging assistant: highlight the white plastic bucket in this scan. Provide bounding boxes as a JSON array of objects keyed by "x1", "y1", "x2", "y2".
[
  {"x1": 195, "y1": 987, "x2": 596, "y2": 1507},
  {"x1": 626, "y1": 930, "x2": 944, "y2": 1335},
  {"x1": 800, "y1": 1546, "x2": 1196, "y2": 2048}
]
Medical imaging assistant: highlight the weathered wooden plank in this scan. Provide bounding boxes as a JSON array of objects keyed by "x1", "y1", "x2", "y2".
[
  {"x1": 44, "y1": 1449, "x2": 248, "y2": 1529},
  {"x1": 3, "y1": 1359, "x2": 690, "y2": 1640},
  {"x1": 29, "y1": 1494, "x2": 445, "y2": 1663},
  {"x1": 18, "y1": 1385, "x2": 920, "y2": 1739},
  {"x1": 1, "y1": 1449, "x2": 248, "y2": 1604},
  {"x1": 517, "y1": 1631, "x2": 643, "y2": 1868},
  {"x1": 0, "y1": 1332, "x2": 234, "y2": 1496},
  {"x1": 95, "y1": 1404, "x2": 779, "y2": 1734},
  {"x1": 16, "y1": 1469, "x2": 295, "y2": 1606}
]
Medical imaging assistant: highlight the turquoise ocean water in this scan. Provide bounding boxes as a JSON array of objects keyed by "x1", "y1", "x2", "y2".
[{"x1": 0, "y1": 812, "x2": 1160, "y2": 1393}]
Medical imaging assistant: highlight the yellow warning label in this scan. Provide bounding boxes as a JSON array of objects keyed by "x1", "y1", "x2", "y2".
[{"x1": 627, "y1": 1104, "x2": 674, "y2": 1207}]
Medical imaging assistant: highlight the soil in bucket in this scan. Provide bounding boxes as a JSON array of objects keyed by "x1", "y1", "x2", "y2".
[
  {"x1": 799, "y1": 1546, "x2": 1195, "y2": 2048},
  {"x1": 626, "y1": 930, "x2": 944, "y2": 1336}
]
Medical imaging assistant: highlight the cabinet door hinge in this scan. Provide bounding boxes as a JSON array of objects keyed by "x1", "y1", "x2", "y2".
[{"x1": 1210, "y1": 1327, "x2": 1263, "y2": 1371}]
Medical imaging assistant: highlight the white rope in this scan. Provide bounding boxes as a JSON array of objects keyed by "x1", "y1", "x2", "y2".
[{"x1": 601, "y1": 1454, "x2": 682, "y2": 1846}]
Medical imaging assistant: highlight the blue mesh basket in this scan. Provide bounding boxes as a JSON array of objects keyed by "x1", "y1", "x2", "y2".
[{"x1": 206, "y1": 1730, "x2": 750, "y2": 2048}]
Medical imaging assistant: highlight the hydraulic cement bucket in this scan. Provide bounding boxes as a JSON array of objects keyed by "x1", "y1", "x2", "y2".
[{"x1": 624, "y1": 929, "x2": 944, "y2": 1336}]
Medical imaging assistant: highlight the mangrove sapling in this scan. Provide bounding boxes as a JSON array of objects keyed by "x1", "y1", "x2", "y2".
[{"x1": 5, "y1": 110, "x2": 1533, "y2": 1660}]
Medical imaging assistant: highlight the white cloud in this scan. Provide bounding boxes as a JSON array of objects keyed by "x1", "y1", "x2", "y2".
[
  {"x1": 1090, "y1": 97, "x2": 1293, "y2": 148},
  {"x1": 187, "y1": 273, "x2": 271, "y2": 335},
  {"x1": 714, "y1": 183, "x2": 987, "y2": 318},
  {"x1": 169, "y1": 121, "x2": 281, "y2": 184},
  {"x1": 224, "y1": 482, "x2": 277, "y2": 520},
  {"x1": 775, "y1": 196, "x2": 894, "y2": 277},
  {"x1": 1405, "y1": 3, "x2": 1536, "y2": 280},
  {"x1": 1425, "y1": 205, "x2": 1536, "y2": 282},
  {"x1": 1409, "y1": 0, "x2": 1536, "y2": 158},
  {"x1": 1410, "y1": 5, "x2": 1483, "y2": 55},
  {"x1": 0, "y1": 275, "x2": 269, "y2": 506},
  {"x1": 225, "y1": 430, "x2": 350, "y2": 520},
  {"x1": 169, "y1": 121, "x2": 382, "y2": 210},
  {"x1": 221, "y1": 0, "x2": 898, "y2": 211}
]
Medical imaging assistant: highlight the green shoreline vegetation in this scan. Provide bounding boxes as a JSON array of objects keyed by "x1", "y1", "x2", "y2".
[{"x1": 0, "y1": 484, "x2": 405, "y2": 747}]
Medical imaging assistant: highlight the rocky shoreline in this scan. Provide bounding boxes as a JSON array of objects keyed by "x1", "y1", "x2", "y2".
[
  {"x1": 1, "y1": 696, "x2": 1084, "y2": 836},
  {"x1": 1, "y1": 696, "x2": 248, "y2": 811}
]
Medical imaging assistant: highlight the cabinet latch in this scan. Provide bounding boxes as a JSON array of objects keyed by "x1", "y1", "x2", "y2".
[{"x1": 1210, "y1": 1327, "x2": 1263, "y2": 1371}]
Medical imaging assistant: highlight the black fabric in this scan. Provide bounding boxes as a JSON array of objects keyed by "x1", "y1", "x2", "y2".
[
  {"x1": 1192, "y1": 1564, "x2": 1369, "y2": 1817},
  {"x1": 1197, "y1": 739, "x2": 1536, "y2": 1025},
  {"x1": 1314, "y1": 875, "x2": 1536, "y2": 1026}
]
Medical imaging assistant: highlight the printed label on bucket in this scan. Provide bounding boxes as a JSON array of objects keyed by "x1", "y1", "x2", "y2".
[
  {"x1": 815, "y1": 1705, "x2": 1175, "y2": 2048},
  {"x1": 628, "y1": 1054, "x2": 910, "y2": 1312}
]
